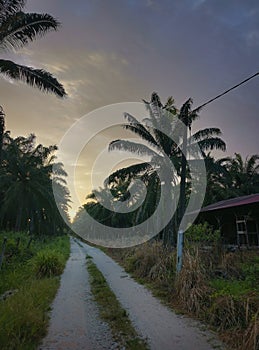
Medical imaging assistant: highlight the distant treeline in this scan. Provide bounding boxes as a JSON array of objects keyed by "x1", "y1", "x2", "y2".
[{"x1": 0, "y1": 132, "x2": 70, "y2": 235}]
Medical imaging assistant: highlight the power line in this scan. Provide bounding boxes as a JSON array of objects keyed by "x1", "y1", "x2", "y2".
[{"x1": 193, "y1": 72, "x2": 259, "y2": 113}]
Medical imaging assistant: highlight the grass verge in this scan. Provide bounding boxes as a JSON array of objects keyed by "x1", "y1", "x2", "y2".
[
  {"x1": 86, "y1": 255, "x2": 149, "y2": 350},
  {"x1": 0, "y1": 231, "x2": 70, "y2": 350},
  {"x1": 105, "y1": 242, "x2": 259, "y2": 350}
]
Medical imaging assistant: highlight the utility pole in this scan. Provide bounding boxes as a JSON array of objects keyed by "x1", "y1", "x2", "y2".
[
  {"x1": 176, "y1": 72, "x2": 259, "y2": 273},
  {"x1": 176, "y1": 102, "x2": 189, "y2": 272}
]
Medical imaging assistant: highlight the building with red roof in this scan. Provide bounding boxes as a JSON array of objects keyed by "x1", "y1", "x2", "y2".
[{"x1": 198, "y1": 194, "x2": 259, "y2": 246}]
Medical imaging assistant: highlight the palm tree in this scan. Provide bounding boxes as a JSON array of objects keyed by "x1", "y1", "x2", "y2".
[
  {"x1": 202, "y1": 153, "x2": 230, "y2": 205},
  {"x1": 0, "y1": 1, "x2": 67, "y2": 161},
  {"x1": 0, "y1": 132, "x2": 70, "y2": 233},
  {"x1": 0, "y1": 0, "x2": 66, "y2": 97},
  {"x1": 108, "y1": 93, "x2": 226, "y2": 244},
  {"x1": 0, "y1": 106, "x2": 4, "y2": 162},
  {"x1": 222, "y1": 153, "x2": 259, "y2": 197},
  {"x1": 202, "y1": 153, "x2": 259, "y2": 205}
]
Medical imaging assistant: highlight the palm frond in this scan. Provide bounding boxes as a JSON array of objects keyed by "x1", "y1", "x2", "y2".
[
  {"x1": 163, "y1": 96, "x2": 178, "y2": 115},
  {"x1": 196, "y1": 137, "x2": 226, "y2": 151},
  {"x1": 179, "y1": 98, "x2": 193, "y2": 125},
  {"x1": 144, "y1": 100, "x2": 176, "y2": 152},
  {"x1": 123, "y1": 112, "x2": 160, "y2": 148},
  {"x1": 0, "y1": 59, "x2": 66, "y2": 97},
  {"x1": 106, "y1": 162, "x2": 153, "y2": 185},
  {"x1": 231, "y1": 153, "x2": 243, "y2": 172},
  {"x1": 192, "y1": 128, "x2": 222, "y2": 141},
  {"x1": 0, "y1": 12, "x2": 60, "y2": 50},
  {"x1": 0, "y1": 0, "x2": 25, "y2": 17},
  {"x1": 246, "y1": 154, "x2": 259, "y2": 175},
  {"x1": 143, "y1": 92, "x2": 163, "y2": 128},
  {"x1": 179, "y1": 98, "x2": 201, "y2": 127},
  {"x1": 109, "y1": 139, "x2": 159, "y2": 157}
]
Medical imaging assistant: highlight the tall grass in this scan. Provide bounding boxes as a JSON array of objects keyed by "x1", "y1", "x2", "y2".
[
  {"x1": 175, "y1": 248, "x2": 211, "y2": 316},
  {"x1": 0, "y1": 231, "x2": 70, "y2": 350},
  {"x1": 106, "y1": 234, "x2": 259, "y2": 350}
]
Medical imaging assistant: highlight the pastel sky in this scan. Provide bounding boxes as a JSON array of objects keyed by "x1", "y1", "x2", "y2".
[{"x1": 1, "y1": 0, "x2": 259, "y2": 217}]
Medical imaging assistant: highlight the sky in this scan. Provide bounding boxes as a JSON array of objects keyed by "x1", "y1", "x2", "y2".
[{"x1": 1, "y1": 0, "x2": 259, "y2": 217}]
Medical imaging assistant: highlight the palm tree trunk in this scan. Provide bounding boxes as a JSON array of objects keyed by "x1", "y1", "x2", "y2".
[
  {"x1": 15, "y1": 206, "x2": 22, "y2": 232},
  {"x1": 0, "y1": 106, "x2": 5, "y2": 164}
]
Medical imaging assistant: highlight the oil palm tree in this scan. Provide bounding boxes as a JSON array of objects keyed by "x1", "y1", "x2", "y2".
[
  {"x1": 0, "y1": 106, "x2": 4, "y2": 162},
  {"x1": 202, "y1": 153, "x2": 230, "y2": 205},
  {"x1": 0, "y1": 1, "x2": 66, "y2": 160},
  {"x1": 0, "y1": 0, "x2": 66, "y2": 97},
  {"x1": 0, "y1": 132, "x2": 70, "y2": 233},
  {"x1": 109, "y1": 94, "x2": 225, "y2": 182},
  {"x1": 222, "y1": 153, "x2": 259, "y2": 197},
  {"x1": 108, "y1": 93, "x2": 226, "y2": 244}
]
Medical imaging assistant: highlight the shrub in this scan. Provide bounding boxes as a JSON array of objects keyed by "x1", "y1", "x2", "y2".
[
  {"x1": 32, "y1": 250, "x2": 64, "y2": 278},
  {"x1": 185, "y1": 222, "x2": 220, "y2": 245}
]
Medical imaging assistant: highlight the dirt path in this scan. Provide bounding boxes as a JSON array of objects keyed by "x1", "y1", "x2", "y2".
[
  {"x1": 40, "y1": 237, "x2": 224, "y2": 350},
  {"x1": 79, "y1": 239, "x2": 224, "y2": 350},
  {"x1": 39, "y1": 237, "x2": 116, "y2": 350}
]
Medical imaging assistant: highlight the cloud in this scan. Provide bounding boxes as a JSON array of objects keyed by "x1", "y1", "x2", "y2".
[{"x1": 2, "y1": 0, "x2": 259, "y2": 218}]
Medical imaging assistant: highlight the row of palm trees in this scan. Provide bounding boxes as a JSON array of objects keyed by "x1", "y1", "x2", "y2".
[
  {"x1": 204, "y1": 152, "x2": 259, "y2": 205},
  {"x1": 0, "y1": 131, "x2": 70, "y2": 234},
  {"x1": 0, "y1": 1, "x2": 69, "y2": 235},
  {"x1": 73, "y1": 94, "x2": 259, "y2": 245}
]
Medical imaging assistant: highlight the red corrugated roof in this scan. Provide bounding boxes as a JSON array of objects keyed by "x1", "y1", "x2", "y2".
[{"x1": 200, "y1": 193, "x2": 259, "y2": 213}]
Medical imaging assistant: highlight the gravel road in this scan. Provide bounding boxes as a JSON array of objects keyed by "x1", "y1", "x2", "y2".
[
  {"x1": 80, "y1": 238, "x2": 224, "y2": 350},
  {"x1": 40, "y1": 237, "x2": 224, "y2": 350},
  {"x1": 39, "y1": 237, "x2": 116, "y2": 350}
]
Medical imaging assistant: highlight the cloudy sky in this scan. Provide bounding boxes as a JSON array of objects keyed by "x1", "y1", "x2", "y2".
[{"x1": 1, "y1": 0, "x2": 259, "y2": 217}]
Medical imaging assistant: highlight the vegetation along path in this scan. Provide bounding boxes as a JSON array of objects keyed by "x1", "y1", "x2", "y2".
[{"x1": 41, "y1": 237, "x2": 225, "y2": 349}]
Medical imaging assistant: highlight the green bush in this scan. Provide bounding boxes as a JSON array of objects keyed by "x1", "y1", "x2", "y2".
[
  {"x1": 32, "y1": 250, "x2": 65, "y2": 278},
  {"x1": 185, "y1": 222, "x2": 220, "y2": 244},
  {"x1": 0, "y1": 233, "x2": 70, "y2": 349}
]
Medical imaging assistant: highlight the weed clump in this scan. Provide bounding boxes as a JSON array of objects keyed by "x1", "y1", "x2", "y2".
[
  {"x1": 32, "y1": 250, "x2": 65, "y2": 278},
  {"x1": 175, "y1": 249, "x2": 211, "y2": 316}
]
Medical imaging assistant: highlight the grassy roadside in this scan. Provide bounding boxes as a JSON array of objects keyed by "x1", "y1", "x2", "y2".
[
  {"x1": 86, "y1": 255, "x2": 149, "y2": 350},
  {"x1": 0, "y1": 231, "x2": 70, "y2": 350},
  {"x1": 104, "y1": 242, "x2": 259, "y2": 350}
]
